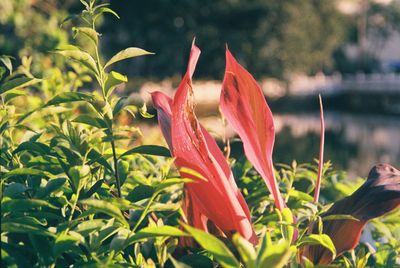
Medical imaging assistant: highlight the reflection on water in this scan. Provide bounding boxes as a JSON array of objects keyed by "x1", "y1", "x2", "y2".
[
  {"x1": 229, "y1": 113, "x2": 400, "y2": 179},
  {"x1": 142, "y1": 108, "x2": 399, "y2": 179}
]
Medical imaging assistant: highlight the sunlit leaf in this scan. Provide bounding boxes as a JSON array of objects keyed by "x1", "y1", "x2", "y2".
[
  {"x1": 104, "y1": 71, "x2": 127, "y2": 96},
  {"x1": 0, "y1": 77, "x2": 41, "y2": 94},
  {"x1": 2, "y1": 198, "x2": 59, "y2": 213},
  {"x1": 53, "y1": 233, "x2": 80, "y2": 258},
  {"x1": 104, "y1": 47, "x2": 154, "y2": 69},
  {"x1": 55, "y1": 49, "x2": 98, "y2": 74},
  {"x1": 73, "y1": 27, "x2": 99, "y2": 45},
  {"x1": 5, "y1": 168, "x2": 51, "y2": 179},
  {"x1": 80, "y1": 199, "x2": 128, "y2": 227},
  {"x1": 232, "y1": 233, "x2": 257, "y2": 268},
  {"x1": 4, "y1": 89, "x2": 27, "y2": 103},
  {"x1": 1, "y1": 222, "x2": 55, "y2": 237},
  {"x1": 297, "y1": 234, "x2": 336, "y2": 259}
]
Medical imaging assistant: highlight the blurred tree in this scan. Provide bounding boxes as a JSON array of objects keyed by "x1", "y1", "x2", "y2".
[
  {"x1": 101, "y1": 0, "x2": 346, "y2": 79},
  {"x1": 0, "y1": 0, "x2": 84, "y2": 76}
]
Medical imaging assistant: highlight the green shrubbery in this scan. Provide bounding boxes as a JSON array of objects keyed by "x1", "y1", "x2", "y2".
[{"x1": 1, "y1": 1, "x2": 399, "y2": 267}]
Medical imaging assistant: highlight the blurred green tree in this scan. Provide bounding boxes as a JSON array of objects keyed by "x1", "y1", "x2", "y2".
[{"x1": 101, "y1": 0, "x2": 346, "y2": 79}]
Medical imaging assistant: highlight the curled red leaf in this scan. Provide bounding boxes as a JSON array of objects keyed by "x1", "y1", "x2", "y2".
[{"x1": 304, "y1": 163, "x2": 400, "y2": 264}]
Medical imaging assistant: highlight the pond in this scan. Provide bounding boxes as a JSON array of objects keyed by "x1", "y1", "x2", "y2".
[{"x1": 228, "y1": 112, "x2": 400, "y2": 179}]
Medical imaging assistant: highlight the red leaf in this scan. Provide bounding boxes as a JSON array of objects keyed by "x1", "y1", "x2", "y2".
[
  {"x1": 220, "y1": 48, "x2": 285, "y2": 210},
  {"x1": 304, "y1": 164, "x2": 400, "y2": 264},
  {"x1": 152, "y1": 42, "x2": 257, "y2": 244}
]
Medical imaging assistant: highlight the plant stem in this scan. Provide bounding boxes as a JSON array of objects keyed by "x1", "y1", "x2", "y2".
[
  {"x1": 313, "y1": 95, "x2": 325, "y2": 203},
  {"x1": 111, "y1": 138, "x2": 121, "y2": 197}
]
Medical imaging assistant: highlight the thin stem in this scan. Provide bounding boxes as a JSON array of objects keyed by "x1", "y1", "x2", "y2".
[
  {"x1": 132, "y1": 194, "x2": 157, "y2": 232},
  {"x1": 111, "y1": 139, "x2": 121, "y2": 197},
  {"x1": 313, "y1": 95, "x2": 325, "y2": 203},
  {"x1": 68, "y1": 190, "x2": 80, "y2": 221}
]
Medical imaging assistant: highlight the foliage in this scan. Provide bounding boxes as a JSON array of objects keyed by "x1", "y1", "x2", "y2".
[
  {"x1": 101, "y1": 0, "x2": 346, "y2": 79},
  {"x1": 1, "y1": 1, "x2": 399, "y2": 267}
]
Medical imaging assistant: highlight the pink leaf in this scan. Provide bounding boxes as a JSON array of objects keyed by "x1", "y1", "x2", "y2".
[{"x1": 220, "y1": 48, "x2": 285, "y2": 210}]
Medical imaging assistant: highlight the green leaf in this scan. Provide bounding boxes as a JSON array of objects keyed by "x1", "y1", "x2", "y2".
[
  {"x1": 2, "y1": 198, "x2": 58, "y2": 213},
  {"x1": 68, "y1": 165, "x2": 91, "y2": 191},
  {"x1": 281, "y1": 208, "x2": 294, "y2": 242},
  {"x1": 74, "y1": 219, "x2": 107, "y2": 236},
  {"x1": 154, "y1": 178, "x2": 192, "y2": 193},
  {"x1": 94, "y1": 7, "x2": 120, "y2": 21},
  {"x1": 178, "y1": 254, "x2": 214, "y2": 268},
  {"x1": 0, "y1": 77, "x2": 41, "y2": 94},
  {"x1": 258, "y1": 242, "x2": 296, "y2": 268},
  {"x1": 45, "y1": 92, "x2": 94, "y2": 107},
  {"x1": 297, "y1": 234, "x2": 336, "y2": 259},
  {"x1": 4, "y1": 168, "x2": 50, "y2": 179},
  {"x1": 82, "y1": 179, "x2": 104, "y2": 199},
  {"x1": 104, "y1": 47, "x2": 154, "y2": 69},
  {"x1": 182, "y1": 224, "x2": 240, "y2": 268},
  {"x1": 1, "y1": 222, "x2": 55, "y2": 237},
  {"x1": 55, "y1": 49, "x2": 98, "y2": 75},
  {"x1": 73, "y1": 27, "x2": 99, "y2": 45},
  {"x1": 53, "y1": 233, "x2": 80, "y2": 258},
  {"x1": 60, "y1": 14, "x2": 79, "y2": 27},
  {"x1": 104, "y1": 71, "x2": 127, "y2": 97},
  {"x1": 322, "y1": 214, "x2": 359, "y2": 222},
  {"x1": 0, "y1": 55, "x2": 13, "y2": 73},
  {"x1": 38, "y1": 178, "x2": 67, "y2": 198},
  {"x1": 288, "y1": 189, "x2": 313, "y2": 202},
  {"x1": 139, "y1": 102, "x2": 154, "y2": 118},
  {"x1": 113, "y1": 97, "x2": 128, "y2": 116},
  {"x1": 73, "y1": 115, "x2": 108, "y2": 129},
  {"x1": 80, "y1": 199, "x2": 128, "y2": 227},
  {"x1": 3, "y1": 183, "x2": 29, "y2": 197},
  {"x1": 13, "y1": 141, "x2": 51, "y2": 155},
  {"x1": 120, "y1": 145, "x2": 171, "y2": 158},
  {"x1": 232, "y1": 233, "x2": 257, "y2": 268},
  {"x1": 0, "y1": 66, "x2": 5, "y2": 80},
  {"x1": 124, "y1": 226, "x2": 189, "y2": 248},
  {"x1": 4, "y1": 89, "x2": 27, "y2": 103},
  {"x1": 87, "y1": 148, "x2": 113, "y2": 172},
  {"x1": 169, "y1": 255, "x2": 191, "y2": 268}
]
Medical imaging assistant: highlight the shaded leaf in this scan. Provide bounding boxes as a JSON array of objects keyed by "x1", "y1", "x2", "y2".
[
  {"x1": 45, "y1": 92, "x2": 94, "y2": 107},
  {"x1": 120, "y1": 145, "x2": 171, "y2": 158},
  {"x1": 3, "y1": 183, "x2": 29, "y2": 197},
  {"x1": 73, "y1": 115, "x2": 108, "y2": 129},
  {"x1": 183, "y1": 224, "x2": 240, "y2": 268}
]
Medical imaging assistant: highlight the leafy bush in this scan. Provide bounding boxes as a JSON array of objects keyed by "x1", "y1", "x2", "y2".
[{"x1": 1, "y1": 1, "x2": 399, "y2": 267}]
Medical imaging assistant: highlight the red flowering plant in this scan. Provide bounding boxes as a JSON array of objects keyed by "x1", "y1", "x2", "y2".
[
  {"x1": 2, "y1": 1, "x2": 399, "y2": 265},
  {"x1": 151, "y1": 42, "x2": 400, "y2": 267}
]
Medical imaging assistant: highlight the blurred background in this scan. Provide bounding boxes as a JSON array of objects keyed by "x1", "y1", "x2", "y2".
[{"x1": 1, "y1": 0, "x2": 399, "y2": 178}]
